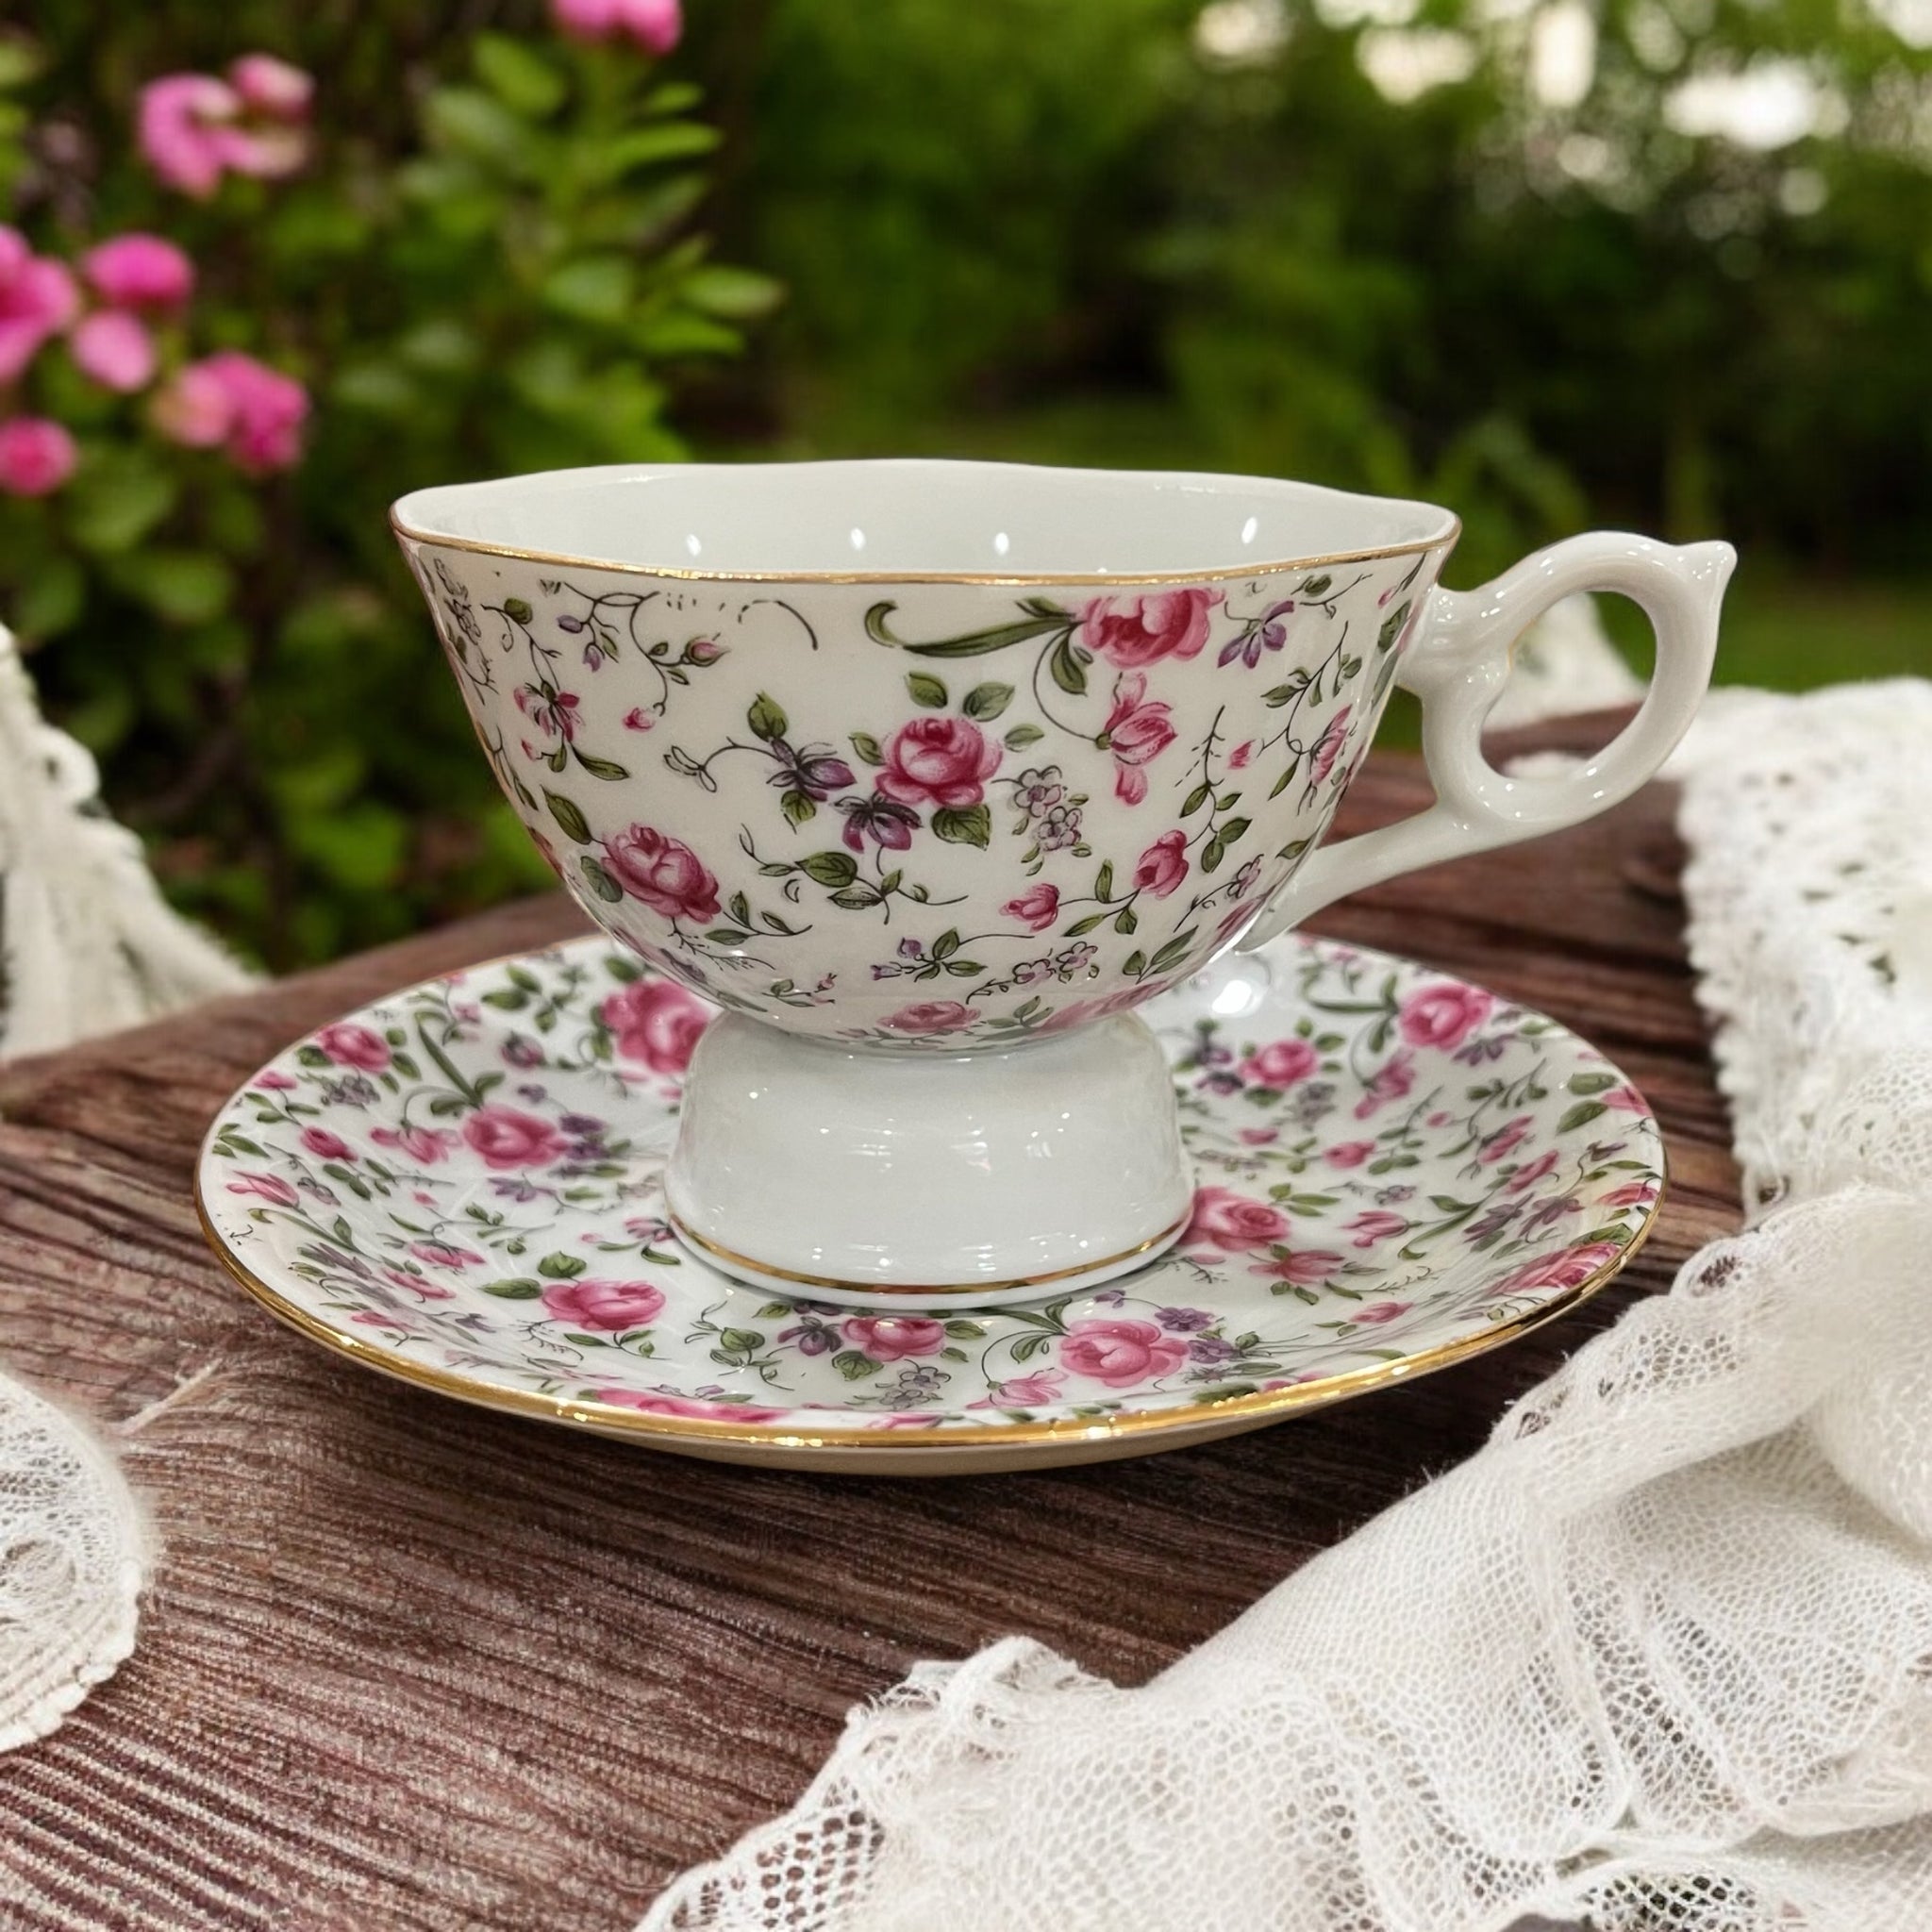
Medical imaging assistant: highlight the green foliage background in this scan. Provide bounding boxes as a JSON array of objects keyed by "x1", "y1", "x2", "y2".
[{"x1": 4, "y1": 1, "x2": 1930, "y2": 967}]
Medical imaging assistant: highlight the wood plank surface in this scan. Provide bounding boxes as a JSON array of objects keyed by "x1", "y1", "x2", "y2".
[{"x1": 0, "y1": 715, "x2": 1739, "y2": 1931}]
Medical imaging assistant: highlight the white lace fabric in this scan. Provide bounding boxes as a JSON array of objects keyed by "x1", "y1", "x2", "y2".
[{"x1": 641, "y1": 678, "x2": 1932, "y2": 1932}]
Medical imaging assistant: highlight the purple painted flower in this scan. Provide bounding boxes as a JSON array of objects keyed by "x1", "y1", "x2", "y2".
[
  {"x1": 1218, "y1": 599, "x2": 1296, "y2": 670},
  {"x1": 1156, "y1": 1306, "x2": 1216, "y2": 1333},
  {"x1": 838, "y1": 791, "x2": 922, "y2": 854},
  {"x1": 1188, "y1": 1334, "x2": 1241, "y2": 1364},
  {"x1": 767, "y1": 738, "x2": 856, "y2": 801}
]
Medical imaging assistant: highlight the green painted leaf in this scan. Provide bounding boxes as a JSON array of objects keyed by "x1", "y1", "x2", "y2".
[
  {"x1": 1569, "y1": 1072, "x2": 1618, "y2": 1095},
  {"x1": 1219, "y1": 816, "x2": 1252, "y2": 845},
  {"x1": 579, "y1": 855, "x2": 624, "y2": 903},
  {"x1": 1558, "y1": 1100, "x2": 1609, "y2": 1134},
  {"x1": 1378, "y1": 600, "x2": 1413, "y2": 652},
  {"x1": 1124, "y1": 949, "x2": 1148, "y2": 976},
  {"x1": 705, "y1": 927, "x2": 751, "y2": 944},
  {"x1": 573, "y1": 753, "x2": 629, "y2": 781},
  {"x1": 502, "y1": 596, "x2": 534, "y2": 624},
  {"x1": 962, "y1": 681, "x2": 1013, "y2": 721},
  {"x1": 831, "y1": 1348, "x2": 879, "y2": 1381},
  {"x1": 1148, "y1": 930, "x2": 1199, "y2": 974},
  {"x1": 543, "y1": 789, "x2": 591, "y2": 844},
  {"x1": 866, "y1": 602, "x2": 1070, "y2": 656},
  {"x1": 716, "y1": 1327, "x2": 765, "y2": 1354},
  {"x1": 907, "y1": 672, "x2": 949, "y2": 708},
  {"x1": 747, "y1": 691, "x2": 788, "y2": 741},
  {"x1": 1114, "y1": 906, "x2": 1138, "y2": 934},
  {"x1": 1182, "y1": 783, "x2": 1211, "y2": 816},
  {"x1": 1200, "y1": 836, "x2": 1225, "y2": 874},
  {"x1": 1004, "y1": 723, "x2": 1045, "y2": 749},
  {"x1": 850, "y1": 731, "x2": 885, "y2": 766},
  {"x1": 482, "y1": 1278, "x2": 542, "y2": 1299},
  {"x1": 780, "y1": 788, "x2": 816, "y2": 826},
  {"x1": 1065, "y1": 912, "x2": 1106, "y2": 937},
  {"x1": 1048, "y1": 634, "x2": 1088, "y2": 695},
  {"x1": 480, "y1": 987, "x2": 529, "y2": 1010},
  {"x1": 799, "y1": 850, "x2": 858, "y2": 888},
  {"x1": 932, "y1": 804, "x2": 991, "y2": 848},
  {"x1": 537, "y1": 1251, "x2": 587, "y2": 1279},
  {"x1": 829, "y1": 888, "x2": 880, "y2": 910}
]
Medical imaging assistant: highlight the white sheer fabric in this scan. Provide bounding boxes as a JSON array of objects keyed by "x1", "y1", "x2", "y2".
[{"x1": 641, "y1": 678, "x2": 1932, "y2": 1932}]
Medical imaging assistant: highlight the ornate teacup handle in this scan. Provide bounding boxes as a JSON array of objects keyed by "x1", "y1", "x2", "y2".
[{"x1": 1238, "y1": 531, "x2": 1736, "y2": 953}]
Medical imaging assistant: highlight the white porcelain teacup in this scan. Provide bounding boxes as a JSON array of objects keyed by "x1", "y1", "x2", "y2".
[{"x1": 393, "y1": 460, "x2": 1730, "y2": 1307}]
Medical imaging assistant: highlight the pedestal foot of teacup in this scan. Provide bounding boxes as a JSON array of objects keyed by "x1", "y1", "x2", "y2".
[{"x1": 663, "y1": 1012, "x2": 1193, "y2": 1312}]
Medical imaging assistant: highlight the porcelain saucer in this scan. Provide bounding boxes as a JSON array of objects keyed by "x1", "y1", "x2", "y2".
[{"x1": 195, "y1": 934, "x2": 1662, "y2": 1474}]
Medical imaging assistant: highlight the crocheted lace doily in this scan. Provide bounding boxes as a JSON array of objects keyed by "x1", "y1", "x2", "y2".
[{"x1": 641, "y1": 679, "x2": 1932, "y2": 1932}]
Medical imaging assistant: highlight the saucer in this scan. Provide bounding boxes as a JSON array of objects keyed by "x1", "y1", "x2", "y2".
[{"x1": 195, "y1": 934, "x2": 1662, "y2": 1474}]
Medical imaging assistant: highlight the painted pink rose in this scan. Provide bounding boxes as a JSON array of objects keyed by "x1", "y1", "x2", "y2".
[
  {"x1": 1242, "y1": 1038, "x2": 1320, "y2": 1088},
  {"x1": 883, "y1": 1000, "x2": 973, "y2": 1035},
  {"x1": 1100, "y1": 673, "x2": 1176, "y2": 805},
  {"x1": 408, "y1": 1240, "x2": 485, "y2": 1270},
  {"x1": 1353, "y1": 1050, "x2": 1416, "y2": 1120},
  {"x1": 1003, "y1": 882, "x2": 1060, "y2": 933},
  {"x1": 1240, "y1": 1126, "x2": 1278, "y2": 1146},
  {"x1": 841, "y1": 1315, "x2": 947, "y2": 1360},
  {"x1": 226, "y1": 1172, "x2": 297, "y2": 1206},
  {"x1": 1490, "y1": 1241, "x2": 1623, "y2": 1297},
  {"x1": 600, "y1": 824, "x2": 720, "y2": 924},
  {"x1": 317, "y1": 1021, "x2": 391, "y2": 1072},
  {"x1": 1182, "y1": 1185, "x2": 1291, "y2": 1252},
  {"x1": 1249, "y1": 1248, "x2": 1346, "y2": 1288},
  {"x1": 352, "y1": 1310, "x2": 408, "y2": 1332},
  {"x1": 1505, "y1": 1149, "x2": 1561, "y2": 1194},
  {"x1": 1603, "y1": 1084, "x2": 1650, "y2": 1113},
  {"x1": 1134, "y1": 830, "x2": 1189, "y2": 899},
  {"x1": 969, "y1": 1370, "x2": 1068, "y2": 1408},
  {"x1": 1353, "y1": 1300, "x2": 1410, "y2": 1324},
  {"x1": 253, "y1": 1071, "x2": 297, "y2": 1091},
  {"x1": 383, "y1": 1270, "x2": 453, "y2": 1302},
  {"x1": 1324, "y1": 1141, "x2": 1376, "y2": 1168},
  {"x1": 1309, "y1": 706, "x2": 1353, "y2": 784},
  {"x1": 369, "y1": 1124, "x2": 457, "y2": 1164},
  {"x1": 875, "y1": 716, "x2": 1001, "y2": 809},
  {"x1": 1343, "y1": 1210, "x2": 1408, "y2": 1248},
  {"x1": 1479, "y1": 1115, "x2": 1535, "y2": 1164},
  {"x1": 300, "y1": 1126, "x2": 354, "y2": 1162},
  {"x1": 0, "y1": 418, "x2": 76, "y2": 496},
  {"x1": 461, "y1": 1106, "x2": 566, "y2": 1170},
  {"x1": 602, "y1": 977, "x2": 711, "y2": 1075},
  {"x1": 1079, "y1": 588, "x2": 1222, "y2": 670},
  {"x1": 541, "y1": 1277, "x2": 665, "y2": 1331},
  {"x1": 1398, "y1": 983, "x2": 1494, "y2": 1052},
  {"x1": 1600, "y1": 1180, "x2": 1659, "y2": 1208},
  {"x1": 1059, "y1": 1318, "x2": 1188, "y2": 1387},
  {"x1": 593, "y1": 1389, "x2": 783, "y2": 1424}
]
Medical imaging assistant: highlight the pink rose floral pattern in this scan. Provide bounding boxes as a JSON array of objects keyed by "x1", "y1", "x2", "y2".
[
  {"x1": 202, "y1": 931, "x2": 1662, "y2": 1440},
  {"x1": 404, "y1": 535, "x2": 1438, "y2": 1047}
]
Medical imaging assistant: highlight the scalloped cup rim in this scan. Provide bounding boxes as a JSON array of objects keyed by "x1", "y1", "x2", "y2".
[{"x1": 389, "y1": 458, "x2": 1463, "y2": 585}]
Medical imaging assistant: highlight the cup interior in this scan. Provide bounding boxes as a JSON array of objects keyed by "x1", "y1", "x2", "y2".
[{"x1": 392, "y1": 458, "x2": 1457, "y2": 579}]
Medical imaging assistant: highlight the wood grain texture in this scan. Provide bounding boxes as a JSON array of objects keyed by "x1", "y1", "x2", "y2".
[{"x1": 0, "y1": 715, "x2": 1739, "y2": 1931}]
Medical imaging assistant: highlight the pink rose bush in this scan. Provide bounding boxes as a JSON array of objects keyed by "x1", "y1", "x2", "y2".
[
  {"x1": 602, "y1": 978, "x2": 712, "y2": 1074},
  {"x1": 541, "y1": 1276, "x2": 665, "y2": 1331},
  {"x1": 599, "y1": 824, "x2": 721, "y2": 924},
  {"x1": 1079, "y1": 588, "x2": 1222, "y2": 669},
  {"x1": 1058, "y1": 1318, "x2": 1188, "y2": 1387},
  {"x1": 876, "y1": 717, "x2": 1001, "y2": 809},
  {"x1": 461, "y1": 1106, "x2": 567, "y2": 1170}
]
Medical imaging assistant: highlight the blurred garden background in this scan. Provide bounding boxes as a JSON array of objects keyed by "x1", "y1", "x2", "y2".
[{"x1": 1, "y1": 0, "x2": 1927, "y2": 967}]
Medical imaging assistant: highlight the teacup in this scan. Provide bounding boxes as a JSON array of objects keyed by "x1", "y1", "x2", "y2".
[{"x1": 393, "y1": 460, "x2": 1730, "y2": 1307}]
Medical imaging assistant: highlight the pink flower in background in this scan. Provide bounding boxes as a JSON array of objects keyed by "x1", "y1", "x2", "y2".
[
  {"x1": 1182, "y1": 1185, "x2": 1290, "y2": 1252},
  {"x1": 153, "y1": 352, "x2": 309, "y2": 471},
  {"x1": 0, "y1": 230, "x2": 78, "y2": 382},
  {"x1": 0, "y1": 419, "x2": 76, "y2": 496},
  {"x1": 1241, "y1": 1038, "x2": 1319, "y2": 1088},
  {"x1": 1134, "y1": 830, "x2": 1189, "y2": 898},
  {"x1": 1479, "y1": 1115, "x2": 1535, "y2": 1164},
  {"x1": 1249, "y1": 1247, "x2": 1345, "y2": 1288},
  {"x1": 461, "y1": 1106, "x2": 566, "y2": 1170},
  {"x1": 1353, "y1": 1300, "x2": 1410, "y2": 1324},
  {"x1": 70, "y1": 311, "x2": 157, "y2": 391},
  {"x1": 1002, "y1": 882, "x2": 1060, "y2": 932},
  {"x1": 150, "y1": 360, "x2": 231, "y2": 447},
  {"x1": 1398, "y1": 982, "x2": 1493, "y2": 1052},
  {"x1": 1080, "y1": 588, "x2": 1221, "y2": 669},
  {"x1": 553, "y1": 0, "x2": 683, "y2": 54},
  {"x1": 593, "y1": 1389, "x2": 781, "y2": 1423},
  {"x1": 369, "y1": 1124, "x2": 457, "y2": 1164},
  {"x1": 841, "y1": 1316, "x2": 946, "y2": 1360},
  {"x1": 1058, "y1": 1318, "x2": 1187, "y2": 1387},
  {"x1": 407, "y1": 1240, "x2": 484, "y2": 1270},
  {"x1": 300, "y1": 1126, "x2": 355, "y2": 1162},
  {"x1": 599, "y1": 824, "x2": 720, "y2": 923},
  {"x1": 226, "y1": 1172, "x2": 298, "y2": 1207},
  {"x1": 83, "y1": 234, "x2": 194, "y2": 310},
  {"x1": 317, "y1": 1022, "x2": 391, "y2": 1072},
  {"x1": 876, "y1": 716, "x2": 1001, "y2": 809},
  {"x1": 1343, "y1": 1210, "x2": 1408, "y2": 1248},
  {"x1": 1324, "y1": 1140, "x2": 1376, "y2": 1169},
  {"x1": 229, "y1": 53, "x2": 314, "y2": 117},
  {"x1": 541, "y1": 1276, "x2": 665, "y2": 1331},
  {"x1": 139, "y1": 59, "x2": 312, "y2": 197},
  {"x1": 1099, "y1": 673, "x2": 1176, "y2": 804},
  {"x1": 883, "y1": 999, "x2": 973, "y2": 1035},
  {"x1": 1353, "y1": 1050, "x2": 1416, "y2": 1119},
  {"x1": 602, "y1": 978, "x2": 711, "y2": 1074}
]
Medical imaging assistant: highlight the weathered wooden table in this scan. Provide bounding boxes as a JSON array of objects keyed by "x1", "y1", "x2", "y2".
[{"x1": 0, "y1": 717, "x2": 1739, "y2": 1931}]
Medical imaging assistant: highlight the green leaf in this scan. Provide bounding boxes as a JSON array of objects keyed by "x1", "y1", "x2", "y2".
[
  {"x1": 1558, "y1": 1101, "x2": 1609, "y2": 1134},
  {"x1": 1114, "y1": 906, "x2": 1138, "y2": 934},
  {"x1": 705, "y1": 927, "x2": 751, "y2": 945},
  {"x1": 573, "y1": 753, "x2": 629, "y2": 781},
  {"x1": 537, "y1": 1251, "x2": 587, "y2": 1279},
  {"x1": 482, "y1": 1278, "x2": 542, "y2": 1299},
  {"x1": 1378, "y1": 600, "x2": 1413, "y2": 652},
  {"x1": 1048, "y1": 634, "x2": 1088, "y2": 695},
  {"x1": 850, "y1": 731, "x2": 885, "y2": 766},
  {"x1": 747, "y1": 691, "x2": 788, "y2": 741},
  {"x1": 962, "y1": 682, "x2": 1013, "y2": 721},
  {"x1": 502, "y1": 596, "x2": 534, "y2": 625},
  {"x1": 1004, "y1": 723, "x2": 1045, "y2": 750},
  {"x1": 480, "y1": 987, "x2": 529, "y2": 1011},
  {"x1": 717, "y1": 1327, "x2": 765, "y2": 1354},
  {"x1": 943, "y1": 1320, "x2": 987, "y2": 1339},
  {"x1": 1219, "y1": 816, "x2": 1252, "y2": 845},
  {"x1": 1182, "y1": 783, "x2": 1212, "y2": 816},
  {"x1": 543, "y1": 256, "x2": 634, "y2": 323},
  {"x1": 1094, "y1": 861, "x2": 1115, "y2": 900},
  {"x1": 682, "y1": 265, "x2": 783, "y2": 320},
  {"x1": 780, "y1": 788, "x2": 817, "y2": 826},
  {"x1": 9, "y1": 553, "x2": 84, "y2": 638},
  {"x1": 1124, "y1": 949, "x2": 1148, "y2": 976},
  {"x1": 579, "y1": 855, "x2": 624, "y2": 903},
  {"x1": 67, "y1": 458, "x2": 177, "y2": 555},
  {"x1": 907, "y1": 671, "x2": 949, "y2": 708},
  {"x1": 1148, "y1": 930, "x2": 1199, "y2": 975},
  {"x1": 473, "y1": 31, "x2": 566, "y2": 116},
  {"x1": 932, "y1": 805, "x2": 991, "y2": 848},
  {"x1": 131, "y1": 550, "x2": 234, "y2": 625},
  {"x1": 544, "y1": 790, "x2": 591, "y2": 844},
  {"x1": 1065, "y1": 912, "x2": 1107, "y2": 937},
  {"x1": 424, "y1": 84, "x2": 526, "y2": 162},
  {"x1": 829, "y1": 888, "x2": 880, "y2": 910},
  {"x1": 1577, "y1": 1224, "x2": 1637, "y2": 1247},
  {"x1": 867, "y1": 602, "x2": 1069, "y2": 656},
  {"x1": 1568, "y1": 1072, "x2": 1618, "y2": 1095},
  {"x1": 1200, "y1": 836, "x2": 1225, "y2": 874},
  {"x1": 831, "y1": 1348, "x2": 879, "y2": 1381},
  {"x1": 589, "y1": 121, "x2": 721, "y2": 181},
  {"x1": 799, "y1": 850, "x2": 858, "y2": 888},
  {"x1": 932, "y1": 929, "x2": 960, "y2": 959}
]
